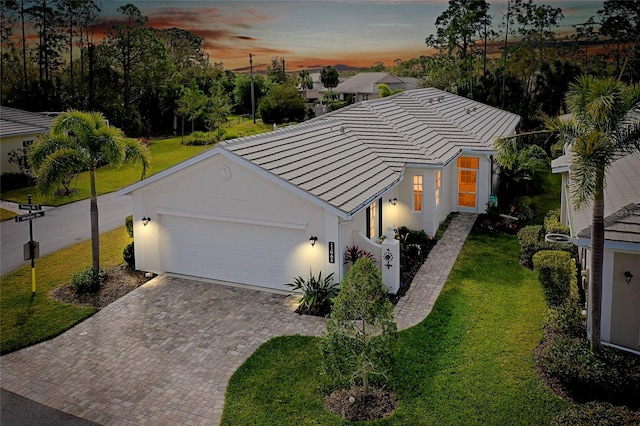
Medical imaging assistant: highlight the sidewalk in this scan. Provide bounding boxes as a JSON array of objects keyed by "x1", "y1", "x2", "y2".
[{"x1": 394, "y1": 213, "x2": 477, "y2": 330}]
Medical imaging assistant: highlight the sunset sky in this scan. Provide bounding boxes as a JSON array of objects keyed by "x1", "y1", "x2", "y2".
[{"x1": 103, "y1": 1, "x2": 604, "y2": 71}]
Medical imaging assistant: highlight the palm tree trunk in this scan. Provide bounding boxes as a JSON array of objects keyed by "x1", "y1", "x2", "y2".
[
  {"x1": 90, "y1": 169, "x2": 100, "y2": 277},
  {"x1": 589, "y1": 169, "x2": 605, "y2": 353}
]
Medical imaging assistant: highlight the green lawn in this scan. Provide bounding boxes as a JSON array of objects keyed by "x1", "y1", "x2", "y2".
[
  {"x1": 523, "y1": 172, "x2": 562, "y2": 225},
  {"x1": 221, "y1": 230, "x2": 569, "y2": 425},
  {"x1": 1, "y1": 120, "x2": 272, "y2": 206},
  {"x1": 0, "y1": 208, "x2": 17, "y2": 221},
  {"x1": 0, "y1": 226, "x2": 131, "y2": 354}
]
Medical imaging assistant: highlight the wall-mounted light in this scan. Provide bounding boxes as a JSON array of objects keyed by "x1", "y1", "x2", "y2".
[
  {"x1": 141, "y1": 216, "x2": 151, "y2": 226},
  {"x1": 624, "y1": 270, "x2": 633, "y2": 285},
  {"x1": 389, "y1": 197, "x2": 398, "y2": 206},
  {"x1": 309, "y1": 235, "x2": 318, "y2": 247}
]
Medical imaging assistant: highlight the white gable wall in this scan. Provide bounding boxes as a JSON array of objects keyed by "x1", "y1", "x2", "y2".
[{"x1": 132, "y1": 153, "x2": 337, "y2": 289}]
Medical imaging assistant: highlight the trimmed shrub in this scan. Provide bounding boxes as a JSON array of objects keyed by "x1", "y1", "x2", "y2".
[
  {"x1": 517, "y1": 225, "x2": 573, "y2": 268},
  {"x1": 184, "y1": 131, "x2": 216, "y2": 146},
  {"x1": 533, "y1": 250, "x2": 576, "y2": 307},
  {"x1": 552, "y1": 402, "x2": 640, "y2": 425},
  {"x1": 72, "y1": 266, "x2": 106, "y2": 294},
  {"x1": 538, "y1": 333, "x2": 640, "y2": 407},
  {"x1": 545, "y1": 302, "x2": 585, "y2": 339},
  {"x1": 125, "y1": 215, "x2": 134, "y2": 238},
  {"x1": 123, "y1": 242, "x2": 135, "y2": 268},
  {"x1": 544, "y1": 210, "x2": 570, "y2": 235}
]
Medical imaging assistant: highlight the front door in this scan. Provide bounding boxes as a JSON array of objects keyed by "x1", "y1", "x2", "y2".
[{"x1": 458, "y1": 157, "x2": 478, "y2": 211}]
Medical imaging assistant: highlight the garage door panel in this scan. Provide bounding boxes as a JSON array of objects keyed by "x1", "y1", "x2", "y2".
[{"x1": 161, "y1": 215, "x2": 307, "y2": 290}]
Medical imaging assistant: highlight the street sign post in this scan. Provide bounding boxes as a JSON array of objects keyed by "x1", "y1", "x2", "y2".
[
  {"x1": 18, "y1": 203, "x2": 42, "y2": 211},
  {"x1": 16, "y1": 194, "x2": 43, "y2": 295},
  {"x1": 15, "y1": 211, "x2": 45, "y2": 222}
]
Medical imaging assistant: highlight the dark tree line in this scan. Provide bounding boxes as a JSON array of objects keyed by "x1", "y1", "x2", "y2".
[{"x1": 2, "y1": 1, "x2": 638, "y2": 137}]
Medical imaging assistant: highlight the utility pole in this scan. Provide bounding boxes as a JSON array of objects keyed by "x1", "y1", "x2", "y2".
[
  {"x1": 282, "y1": 58, "x2": 286, "y2": 81},
  {"x1": 249, "y1": 53, "x2": 256, "y2": 124}
]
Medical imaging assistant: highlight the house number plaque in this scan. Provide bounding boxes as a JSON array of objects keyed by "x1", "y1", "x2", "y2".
[{"x1": 328, "y1": 242, "x2": 335, "y2": 264}]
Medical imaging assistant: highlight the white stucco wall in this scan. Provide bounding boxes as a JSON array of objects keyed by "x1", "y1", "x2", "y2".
[
  {"x1": 1, "y1": 135, "x2": 34, "y2": 174},
  {"x1": 131, "y1": 153, "x2": 334, "y2": 281}
]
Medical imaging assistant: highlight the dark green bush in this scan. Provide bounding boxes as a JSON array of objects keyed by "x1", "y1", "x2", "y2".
[
  {"x1": 533, "y1": 250, "x2": 576, "y2": 307},
  {"x1": 552, "y1": 402, "x2": 640, "y2": 426},
  {"x1": 125, "y1": 215, "x2": 134, "y2": 238},
  {"x1": 538, "y1": 333, "x2": 640, "y2": 407},
  {"x1": 184, "y1": 131, "x2": 216, "y2": 146},
  {"x1": 517, "y1": 225, "x2": 573, "y2": 268},
  {"x1": 72, "y1": 266, "x2": 106, "y2": 294},
  {"x1": 545, "y1": 302, "x2": 585, "y2": 339},
  {"x1": 123, "y1": 242, "x2": 135, "y2": 268},
  {"x1": 1, "y1": 172, "x2": 34, "y2": 192}
]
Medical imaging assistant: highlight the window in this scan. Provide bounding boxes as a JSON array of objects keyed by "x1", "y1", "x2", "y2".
[
  {"x1": 435, "y1": 171, "x2": 441, "y2": 206},
  {"x1": 457, "y1": 157, "x2": 478, "y2": 208},
  {"x1": 368, "y1": 200, "x2": 377, "y2": 239},
  {"x1": 22, "y1": 139, "x2": 34, "y2": 148},
  {"x1": 413, "y1": 175, "x2": 423, "y2": 212}
]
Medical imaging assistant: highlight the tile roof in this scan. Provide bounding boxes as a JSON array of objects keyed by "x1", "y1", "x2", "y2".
[
  {"x1": 121, "y1": 88, "x2": 520, "y2": 218},
  {"x1": 578, "y1": 203, "x2": 640, "y2": 244},
  {"x1": 223, "y1": 88, "x2": 519, "y2": 214},
  {"x1": 0, "y1": 106, "x2": 55, "y2": 138}
]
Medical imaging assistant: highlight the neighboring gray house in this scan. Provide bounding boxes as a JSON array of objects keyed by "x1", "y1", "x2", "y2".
[
  {"x1": 333, "y1": 72, "x2": 419, "y2": 103},
  {"x1": 552, "y1": 150, "x2": 640, "y2": 354},
  {"x1": 119, "y1": 88, "x2": 519, "y2": 294},
  {"x1": 0, "y1": 106, "x2": 55, "y2": 174}
]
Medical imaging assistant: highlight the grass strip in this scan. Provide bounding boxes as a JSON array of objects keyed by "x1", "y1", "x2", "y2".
[{"x1": 0, "y1": 226, "x2": 131, "y2": 354}]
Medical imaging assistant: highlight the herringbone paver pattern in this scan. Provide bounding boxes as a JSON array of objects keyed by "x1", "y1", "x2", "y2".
[{"x1": 0, "y1": 213, "x2": 476, "y2": 425}]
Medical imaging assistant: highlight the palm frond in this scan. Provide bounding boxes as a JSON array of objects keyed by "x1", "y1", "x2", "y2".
[
  {"x1": 493, "y1": 137, "x2": 518, "y2": 170},
  {"x1": 35, "y1": 149, "x2": 85, "y2": 196},
  {"x1": 123, "y1": 138, "x2": 151, "y2": 179}
]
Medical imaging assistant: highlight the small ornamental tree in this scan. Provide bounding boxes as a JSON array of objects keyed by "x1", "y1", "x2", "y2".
[{"x1": 321, "y1": 257, "x2": 397, "y2": 396}]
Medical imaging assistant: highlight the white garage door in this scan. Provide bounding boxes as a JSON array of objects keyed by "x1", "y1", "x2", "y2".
[{"x1": 161, "y1": 215, "x2": 308, "y2": 290}]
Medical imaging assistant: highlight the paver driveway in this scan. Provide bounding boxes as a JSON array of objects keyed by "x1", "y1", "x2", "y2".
[
  {"x1": 1, "y1": 213, "x2": 477, "y2": 425},
  {"x1": 0, "y1": 275, "x2": 326, "y2": 425}
]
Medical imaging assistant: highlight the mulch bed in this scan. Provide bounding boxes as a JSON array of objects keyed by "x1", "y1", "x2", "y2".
[
  {"x1": 51, "y1": 264, "x2": 154, "y2": 308},
  {"x1": 324, "y1": 386, "x2": 397, "y2": 421}
]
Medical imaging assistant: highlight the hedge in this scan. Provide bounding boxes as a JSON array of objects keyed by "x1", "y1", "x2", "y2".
[
  {"x1": 544, "y1": 210, "x2": 570, "y2": 235},
  {"x1": 533, "y1": 250, "x2": 576, "y2": 307},
  {"x1": 517, "y1": 225, "x2": 573, "y2": 269}
]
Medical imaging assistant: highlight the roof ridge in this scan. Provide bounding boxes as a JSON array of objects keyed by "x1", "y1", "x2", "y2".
[{"x1": 403, "y1": 90, "x2": 485, "y2": 143}]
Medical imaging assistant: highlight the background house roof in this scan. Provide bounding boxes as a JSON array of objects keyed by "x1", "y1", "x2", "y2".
[
  {"x1": 0, "y1": 106, "x2": 55, "y2": 138},
  {"x1": 334, "y1": 72, "x2": 418, "y2": 95}
]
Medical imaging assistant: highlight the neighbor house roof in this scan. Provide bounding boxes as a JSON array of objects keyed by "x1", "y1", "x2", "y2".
[
  {"x1": 0, "y1": 106, "x2": 55, "y2": 138},
  {"x1": 553, "y1": 150, "x2": 640, "y2": 244},
  {"x1": 119, "y1": 88, "x2": 520, "y2": 218},
  {"x1": 334, "y1": 72, "x2": 418, "y2": 95}
]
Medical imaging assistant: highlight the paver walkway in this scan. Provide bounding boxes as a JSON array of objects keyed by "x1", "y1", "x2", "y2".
[
  {"x1": 0, "y1": 213, "x2": 476, "y2": 425},
  {"x1": 394, "y1": 213, "x2": 477, "y2": 330}
]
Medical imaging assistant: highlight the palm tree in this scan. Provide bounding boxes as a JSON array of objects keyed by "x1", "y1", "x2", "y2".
[
  {"x1": 547, "y1": 76, "x2": 640, "y2": 352},
  {"x1": 29, "y1": 110, "x2": 150, "y2": 281}
]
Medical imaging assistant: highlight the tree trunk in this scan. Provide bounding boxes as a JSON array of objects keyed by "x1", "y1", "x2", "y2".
[
  {"x1": 589, "y1": 169, "x2": 605, "y2": 353},
  {"x1": 89, "y1": 169, "x2": 100, "y2": 277}
]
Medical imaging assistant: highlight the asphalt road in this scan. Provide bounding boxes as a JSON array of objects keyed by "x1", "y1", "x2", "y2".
[
  {"x1": 1, "y1": 192, "x2": 132, "y2": 276},
  {"x1": 1, "y1": 389, "x2": 98, "y2": 426}
]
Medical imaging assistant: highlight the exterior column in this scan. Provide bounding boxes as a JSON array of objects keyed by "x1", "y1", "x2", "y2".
[{"x1": 381, "y1": 226, "x2": 400, "y2": 294}]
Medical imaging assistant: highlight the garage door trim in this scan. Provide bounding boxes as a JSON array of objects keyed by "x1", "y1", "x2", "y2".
[{"x1": 156, "y1": 208, "x2": 307, "y2": 230}]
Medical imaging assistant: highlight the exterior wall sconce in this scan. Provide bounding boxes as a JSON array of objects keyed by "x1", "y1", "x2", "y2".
[
  {"x1": 389, "y1": 197, "x2": 398, "y2": 206},
  {"x1": 141, "y1": 216, "x2": 151, "y2": 226},
  {"x1": 309, "y1": 235, "x2": 318, "y2": 247},
  {"x1": 624, "y1": 270, "x2": 633, "y2": 285}
]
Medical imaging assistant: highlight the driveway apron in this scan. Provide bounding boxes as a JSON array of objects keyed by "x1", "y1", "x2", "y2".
[{"x1": 0, "y1": 213, "x2": 476, "y2": 425}]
